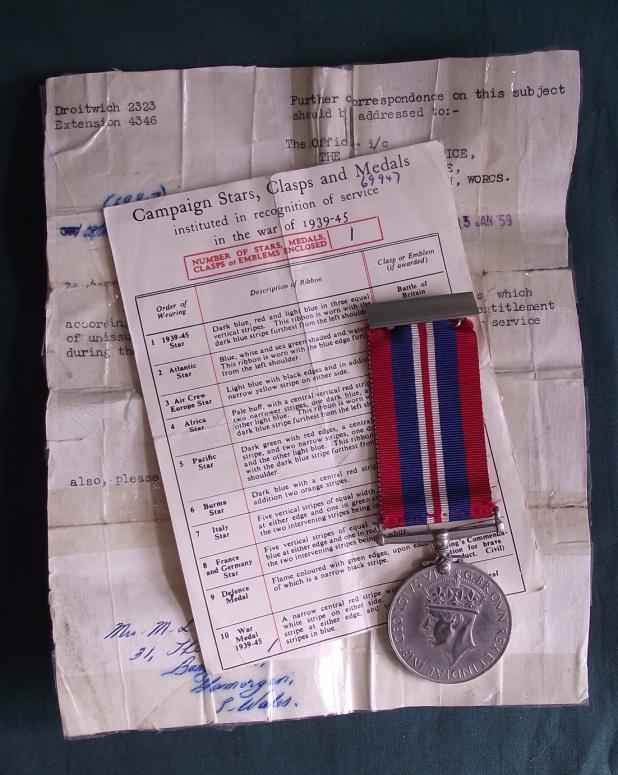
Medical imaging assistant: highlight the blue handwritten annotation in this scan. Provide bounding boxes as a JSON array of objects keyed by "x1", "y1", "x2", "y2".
[
  {"x1": 58, "y1": 184, "x2": 167, "y2": 241},
  {"x1": 103, "y1": 618, "x2": 297, "y2": 714}
]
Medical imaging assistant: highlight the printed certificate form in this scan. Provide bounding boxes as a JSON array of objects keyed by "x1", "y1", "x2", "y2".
[{"x1": 105, "y1": 143, "x2": 539, "y2": 671}]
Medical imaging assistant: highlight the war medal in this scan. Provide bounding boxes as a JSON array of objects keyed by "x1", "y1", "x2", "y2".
[{"x1": 366, "y1": 293, "x2": 511, "y2": 683}]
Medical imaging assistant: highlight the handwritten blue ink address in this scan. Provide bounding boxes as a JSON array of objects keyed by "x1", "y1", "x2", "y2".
[
  {"x1": 162, "y1": 654, "x2": 296, "y2": 713},
  {"x1": 103, "y1": 619, "x2": 297, "y2": 714}
]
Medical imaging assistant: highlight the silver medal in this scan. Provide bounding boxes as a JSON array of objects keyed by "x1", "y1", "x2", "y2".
[
  {"x1": 379, "y1": 517, "x2": 511, "y2": 683},
  {"x1": 388, "y1": 560, "x2": 511, "y2": 683}
]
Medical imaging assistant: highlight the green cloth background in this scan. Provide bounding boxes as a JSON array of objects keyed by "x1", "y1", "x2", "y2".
[{"x1": 1, "y1": 1, "x2": 616, "y2": 772}]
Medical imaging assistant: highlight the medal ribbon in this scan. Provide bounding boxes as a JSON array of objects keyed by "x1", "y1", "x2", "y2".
[{"x1": 367, "y1": 318, "x2": 494, "y2": 529}]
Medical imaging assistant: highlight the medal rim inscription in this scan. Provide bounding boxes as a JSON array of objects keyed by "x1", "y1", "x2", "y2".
[{"x1": 388, "y1": 561, "x2": 512, "y2": 684}]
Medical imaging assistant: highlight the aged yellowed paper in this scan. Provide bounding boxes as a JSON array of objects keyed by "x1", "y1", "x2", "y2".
[{"x1": 45, "y1": 51, "x2": 589, "y2": 735}]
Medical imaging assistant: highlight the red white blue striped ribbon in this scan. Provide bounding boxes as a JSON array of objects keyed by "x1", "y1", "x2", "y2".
[{"x1": 367, "y1": 318, "x2": 494, "y2": 529}]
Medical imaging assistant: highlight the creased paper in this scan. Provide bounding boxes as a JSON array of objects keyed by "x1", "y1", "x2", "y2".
[{"x1": 45, "y1": 51, "x2": 589, "y2": 736}]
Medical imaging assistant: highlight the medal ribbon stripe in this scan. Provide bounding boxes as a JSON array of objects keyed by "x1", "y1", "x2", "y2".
[
  {"x1": 366, "y1": 326, "x2": 407, "y2": 526},
  {"x1": 434, "y1": 319, "x2": 472, "y2": 521},
  {"x1": 417, "y1": 322, "x2": 444, "y2": 523},
  {"x1": 454, "y1": 319, "x2": 494, "y2": 518},
  {"x1": 391, "y1": 326, "x2": 426, "y2": 525},
  {"x1": 367, "y1": 317, "x2": 494, "y2": 529},
  {"x1": 410, "y1": 327, "x2": 434, "y2": 522}
]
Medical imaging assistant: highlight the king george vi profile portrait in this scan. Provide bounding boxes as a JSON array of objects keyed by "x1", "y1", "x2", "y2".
[{"x1": 422, "y1": 575, "x2": 484, "y2": 667}]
